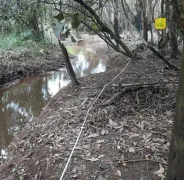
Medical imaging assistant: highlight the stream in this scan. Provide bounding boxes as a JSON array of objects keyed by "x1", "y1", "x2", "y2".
[{"x1": 0, "y1": 46, "x2": 106, "y2": 159}]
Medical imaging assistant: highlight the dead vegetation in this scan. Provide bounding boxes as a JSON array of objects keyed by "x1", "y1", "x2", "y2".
[
  {"x1": 0, "y1": 47, "x2": 65, "y2": 87},
  {"x1": 0, "y1": 40, "x2": 179, "y2": 179}
]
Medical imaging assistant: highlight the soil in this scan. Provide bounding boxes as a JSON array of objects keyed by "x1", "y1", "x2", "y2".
[
  {"x1": 0, "y1": 35, "x2": 180, "y2": 180},
  {"x1": 0, "y1": 46, "x2": 65, "y2": 88}
]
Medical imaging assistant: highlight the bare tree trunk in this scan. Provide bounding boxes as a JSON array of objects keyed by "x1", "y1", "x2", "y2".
[
  {"x1": 143, "y1": 16, "x2": 148, "y2": 41},
  {"x1": 166, "y1": 0, "x2": 184, "y2": 179},
  {"x1": 73, "y1": 0, "x2": 133, "y2": 58},
  {"x1": 159, "y1": 0, "x2": 165, "y2": 48},
  {"x1": 166, "y1": 45, "x2": 184, "y2": 180},
  {"x1": 138, "y1": 0, "x2": 148, "y2": 41},
  {"x1": 113, "y1": 0, "x2": 120, "y2": 38},
  {"x1": 58, "y1": 41, "x2": 79, "y2": 86},
  {"x1": 170, "y1": 25, "x2": 178, "y2": 58}
]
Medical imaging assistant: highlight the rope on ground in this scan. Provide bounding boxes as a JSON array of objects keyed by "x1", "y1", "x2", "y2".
[{"x1": 59, "y1": 57, "x2": 133, "y2": 180}]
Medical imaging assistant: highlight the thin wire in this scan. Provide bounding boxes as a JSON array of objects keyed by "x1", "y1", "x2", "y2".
[{"x1": 59, "y1": 57, "x2": 132, "y2": 180}]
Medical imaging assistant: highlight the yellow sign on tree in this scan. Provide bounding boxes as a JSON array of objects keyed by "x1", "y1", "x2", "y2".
[{"x1": 155, "y1": 18, "x2": 167, "y2": 30}]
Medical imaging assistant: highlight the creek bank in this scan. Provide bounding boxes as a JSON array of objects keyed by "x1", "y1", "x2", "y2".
[
  {"x1": 0, "y1": 42, "x2": 179, "y2": 179},
  {"x1": 0, "y1": 47, "x2": 65, "y2": 87},
  {"x1": 0, "y1": 45, "x2": 107, "y2": 157}
]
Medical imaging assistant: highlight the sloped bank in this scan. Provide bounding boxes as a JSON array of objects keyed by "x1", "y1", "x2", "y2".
[
  {"x1": 0, "y1": 47, "x2": 178, "y2": 179},
  {"x1": 0, "y1": 48, "x2": 64, "y2": 87}
]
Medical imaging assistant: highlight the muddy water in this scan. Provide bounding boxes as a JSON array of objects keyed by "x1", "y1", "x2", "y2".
[{"x1": 0, "y1": 46, "x2": 106, "y2": 159}]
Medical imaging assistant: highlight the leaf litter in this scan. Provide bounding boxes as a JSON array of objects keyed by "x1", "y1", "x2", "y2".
[{"x1": 0, "y1": 35, "x2": 179, "y2": 180}]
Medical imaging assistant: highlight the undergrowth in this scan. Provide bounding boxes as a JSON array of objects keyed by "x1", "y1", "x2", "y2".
[{"x1": 0, "y1": 33, "x2": 54, "y2": 58}]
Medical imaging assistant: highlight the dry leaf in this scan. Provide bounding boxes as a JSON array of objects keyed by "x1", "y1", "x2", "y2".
[
  {"x1": 86, "y1": 157, "x2": 99, "y2": 162},
  {"x1": 101, "y1": 129, "x2": 106, "y2": 135},
  {"x1": 120, "y1": 154, "x2": 125, "y2": 161},
  {"x1": 108, "y1": 119, "x2": 118, "y2": 128},
  {"x1": 129, "y1": 133, "x2": 139, "y2": 139},
  {"x1": 98, "y1": 154, "x2": 105, "y2": 159},
  {"x1": 95, "y1": 144, "x2": 101, "y2": 151},
  {"x1": 96, "y1": 139, "x2": 105, "y2": 144},
  {"x1": 165, "y1": 110, "x2": 173, "y2": 117},
  {"x1": 88, "y1": 133, "x2": 99, "y2": 138},
  {"x1": 72, "y1": 174, "x2": 78, "y2": 178},
  {"x1": 158, "y1": 173, "x2": 166, "y2": 180},
  {"x1": 117, "y1": 170, "x2": 121, "y2": 177},
  {"x1": 128, "y1": 147, "x2": 135, "y2": 153},
  {"x1": 154, "y1": 163, "x2": 165, "y2": 175},
  {"x1": 83, "y1": 144, "x2": 90, "y2": 149},
  {"x1": 117, "y1": 145, "x2": 121, "y2": 150}
]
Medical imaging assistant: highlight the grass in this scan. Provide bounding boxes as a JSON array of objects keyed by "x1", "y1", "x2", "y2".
[
  {"x1": 0, "y1": 33, "x2": 23, "y2": 50},
  {"x1": 0, "y1": 33, "x2": 54, "y2": 58}
]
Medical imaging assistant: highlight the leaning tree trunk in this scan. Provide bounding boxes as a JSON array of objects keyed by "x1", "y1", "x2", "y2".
[
  {"x1": 58, "y1": 40, "x2": 79, "y2": 86},
  {"x1": 73, "y1": 0, "x2": 133, "y2": 58},
  {"x1": 166, "y1": 0, "x2": 184, "y2": 179}
]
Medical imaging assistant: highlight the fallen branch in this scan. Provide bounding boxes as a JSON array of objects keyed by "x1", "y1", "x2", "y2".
[
  {"x1": 100, "y1": 81, "x2": 178, "y2": 106},
  {"x1": 80, "y1": 81, "x2": 179, "y2": 90},
  {"x1": 114, "y1": 159, "x2": 167, "y2": 166},
  {"x1": 101, "y1": 86, "x2": 143, "y2": 106}
]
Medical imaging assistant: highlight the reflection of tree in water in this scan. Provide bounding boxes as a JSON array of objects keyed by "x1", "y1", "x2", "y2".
[
  {"x1": 0, "y1": 77, "x2": 51, "y2": 148},
  {"x1": 0, "y1": 48, "x2": 106, "y2": 150},
  {"x1": 0, "y1": 95, "x2": 13, "y2": 155},
  {"x1": 74, "y1": 51, "x2": 105, "y2": 77},
  {"x1": 67, "y1": 46, "x2": 106, "y2": 78}
]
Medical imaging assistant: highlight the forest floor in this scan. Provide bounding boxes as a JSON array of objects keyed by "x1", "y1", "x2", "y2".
[{"x1": 0, "y1": 34, "x2": 180, "y2": 180}]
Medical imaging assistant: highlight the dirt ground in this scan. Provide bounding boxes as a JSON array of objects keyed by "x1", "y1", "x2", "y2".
[
  {"x1": 0, "y1": 35, "x2": 180, "y2": 180},
  {"x1": 0, "y1": 46, "x2": 65, "y2": 88}
]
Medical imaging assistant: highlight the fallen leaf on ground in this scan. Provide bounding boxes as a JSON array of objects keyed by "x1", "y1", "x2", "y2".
[
  {"x1": 95, "y1": 143, "x2": 101, "y2": 151},
  {"x1": 88, "y1": 133, "x2": 99, "y2": 138},
  {"x1": 128, "y1": 147, "x2": 135, "y2": 153},
  {"x1": 108, "y1": 119, "x2": 118, "y2": 128},
  {"x1": 117, "y1": 170, "x2": 122, "y2": 177},
  {"x1": 101, "y1": 129, "x2": 106, "y2": 135},
  {"x1": 86, "y1": 157, "x2": 99, "y2": 162},
  {"x1": 154, "y1": 164, "x2": 164, "y2": 175},
  {"x1": 98, "y1": 154, "x2": 105, "y2": 159},
  {"x1": 154, "y1": 163, "x2": 165, "y2": 179},
  {"x1": 96, "y1": 139, "x2": 105, "y2": 144}
]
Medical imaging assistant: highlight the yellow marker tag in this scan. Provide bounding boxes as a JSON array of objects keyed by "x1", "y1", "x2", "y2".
[{"x1": 155, "y1": 18, "x2": 167, "y2": 30}]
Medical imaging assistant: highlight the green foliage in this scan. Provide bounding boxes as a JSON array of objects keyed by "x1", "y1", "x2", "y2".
[
  {"x1": 0, "y1": 33, "x2": 23, "y2": 50},
  {"x1": 91, "y1": 23, "x2": 99, "y2": 31},
  {"x1": 53, "y1": 13, "x2": 64, "y2": 21},
  {"x1": 0, "y1": 33, "x2": 53, "y2": 57},
  {"x1": 0, "y1": 0, "x2": 45, "y2": 39},
  {"x1": 21, "y1": 30, "x2": 33, "y2": 40},
  {"x1": 53, "y1": 12, "x2": 81, "y2": 41},
  {"x1": 72, "y1": 13, "x2": 80, "y2": 29}
]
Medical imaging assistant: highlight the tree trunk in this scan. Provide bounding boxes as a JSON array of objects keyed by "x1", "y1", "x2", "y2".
[
  {"x1": 150, "y1": 23, "x2": 154, "y2": 44},
  {"x1": 73, "y1": 0, "x2": 133, "y2": 58},
  {"x1": 166, "y1": 46, "x2": 184, "y2": 180},
  {"x1": 58, "y1": 40, "x2": 79, "y2": 86},
  {"x1": 113, "y1": 0, "x2": 120, "y2": 38},
  {"x1": 169, "y1": 0, "x2": 178, "y2": 57},
  {"x1": 143, "y1": 16, "x2": 148, "y2": 41},
  {"x1": 166, "y1": 0, "x2": 184, "y2": 179},
  {"x1": 170, "y1": 25, "x2": 178, "y2": 58},
  {"x1": 137, "y1": 0, "x2": 148, "y2": 41},
  {"x1": 159, "y1": 0, "x2": 165, "y2": 48}
]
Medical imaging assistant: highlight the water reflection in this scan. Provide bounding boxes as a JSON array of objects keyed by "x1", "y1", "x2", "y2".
[{"x1": 0, "y1": 46, "x2": 106, "y2": 159}]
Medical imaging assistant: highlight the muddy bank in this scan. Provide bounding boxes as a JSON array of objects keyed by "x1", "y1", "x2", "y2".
[
  {"x1": 0, "y1": 45, "x2": 179, "y2": 179},
  {"x1": 0, "y1": 47, "x2": 65, "y2": 87}
]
